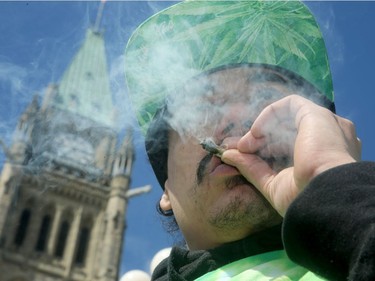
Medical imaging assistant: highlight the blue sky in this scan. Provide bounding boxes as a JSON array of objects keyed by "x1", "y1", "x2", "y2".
[{"x1": 0, "y1": 1, "x2": 375, "y2": 279}]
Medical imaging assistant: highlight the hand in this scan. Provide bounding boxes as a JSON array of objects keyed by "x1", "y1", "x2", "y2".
[{"x1": 221, "y1": 95, "x2": 361, "y2": 216}]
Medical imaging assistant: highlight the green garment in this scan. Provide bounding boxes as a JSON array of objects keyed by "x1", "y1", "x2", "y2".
[{"x1": 195, "y1": 250, "x2": 327, "y2": 281}]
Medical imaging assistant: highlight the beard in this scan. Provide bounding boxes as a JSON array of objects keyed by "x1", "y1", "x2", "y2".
[
  {"x1": 195, "y1": 154, "x2": 282, "y2": 235},
  {"x1": 207, "y1": 175, "x2": 282, "y2": 234}
]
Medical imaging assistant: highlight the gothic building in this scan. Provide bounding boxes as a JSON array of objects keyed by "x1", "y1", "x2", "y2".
[{"x1": 0, "y1": 28, "x2": 135, "y2": 281}]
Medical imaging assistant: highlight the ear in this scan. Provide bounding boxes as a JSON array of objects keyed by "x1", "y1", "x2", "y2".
[{"x1": 159, "y1": 180, "x2": 172, "y2": 211}]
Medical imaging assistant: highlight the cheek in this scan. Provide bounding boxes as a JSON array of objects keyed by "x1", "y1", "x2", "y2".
[
  {"x1": 167, "y1": 154, "x2": 202, "y2": 209},
  {"x1": 167, "y1": 159, "x2": 197, "y2": 192},
  {"x1": 168, "y1": 143, "x2": 202, "y2": 188}
]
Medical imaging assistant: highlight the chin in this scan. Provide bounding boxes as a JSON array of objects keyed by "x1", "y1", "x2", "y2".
[{"x1": 209, "y1": 188, "x2": 281, "y2": 232}]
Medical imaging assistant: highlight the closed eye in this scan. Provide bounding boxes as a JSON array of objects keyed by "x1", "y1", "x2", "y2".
[
  {"x1": 218, "y1": 119, "x2": 253, "y2": 143},
  {"x1": 221, "y1": 122, "x2": 235, "y2": 136}
]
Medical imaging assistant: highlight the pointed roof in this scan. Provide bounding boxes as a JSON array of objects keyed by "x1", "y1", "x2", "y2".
[{"x1": 54, "y1": 29, "x2": 114, "y2": 127}]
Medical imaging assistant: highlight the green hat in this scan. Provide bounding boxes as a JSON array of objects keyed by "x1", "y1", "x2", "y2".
[{"x1": 125, "y1": 0, "x2": 333, "y2": 134}]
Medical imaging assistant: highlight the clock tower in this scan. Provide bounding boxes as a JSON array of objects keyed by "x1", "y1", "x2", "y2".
[{"x1": 0, "y1": 27, "x2": 142, "y2": 281}]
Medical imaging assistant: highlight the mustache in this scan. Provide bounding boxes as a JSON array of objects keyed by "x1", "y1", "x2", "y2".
[{"x1": 196, "y1": 153, "x2": 214, "y2": 185}]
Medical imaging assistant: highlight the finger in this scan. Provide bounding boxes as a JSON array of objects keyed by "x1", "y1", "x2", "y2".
[
  {"x1": 237, "y1": 132, "x2": 266, "y2": 154},
  {"x1": 238, "y1": 112, "x2": 297, "y2": 155},
  {"x1": 249, "y1": 95, "x2": 324, "y2": 140},
  {"x1": 257, "y1": 142, "x2": 294, "y2": 159},
  {"x1": 248, "y1": 95, "x2": 299, "y2": 139},
  {"x1": 222, "y1": 149, "x2": 276, "y2": 194},
  {"x1": 336, "y1": 116, "x2": 362, "y2": 161}
]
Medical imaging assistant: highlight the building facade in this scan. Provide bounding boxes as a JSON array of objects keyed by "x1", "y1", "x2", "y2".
[{"x1": 0, "y1": 29, "x2": 134, "y2": 281}]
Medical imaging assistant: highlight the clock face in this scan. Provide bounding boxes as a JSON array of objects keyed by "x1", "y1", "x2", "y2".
[{"x1": 53, "y1": 133, "x2": 94, "y2": 165}]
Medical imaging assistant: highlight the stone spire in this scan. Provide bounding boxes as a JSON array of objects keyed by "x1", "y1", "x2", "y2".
[{"x1": 53, "y1": 28, "x2": 114, "y2": 127}]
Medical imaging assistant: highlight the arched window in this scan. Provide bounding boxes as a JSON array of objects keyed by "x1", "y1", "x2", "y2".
[
  {"x1": 54, "y1": 220, "x2": 70, "y2": 258},
  {"x1": 14, "y1": 209, "x2": 31, "y2": 246},
  {"x1": 74, "y1": 226, "x2": 91, "y2": 265},
  {"x1": 35, "y1": 215, "x2": 52, "y2": 252}
]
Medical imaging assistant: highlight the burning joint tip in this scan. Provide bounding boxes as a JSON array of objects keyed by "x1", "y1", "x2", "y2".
[{"x1": 200, "y1": 138, "x2": 226, "y2": 158}]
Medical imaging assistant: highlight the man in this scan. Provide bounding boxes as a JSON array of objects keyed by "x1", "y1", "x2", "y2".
[{"x1": 125, "y1": 1, "x2": 374, "y2": 280}]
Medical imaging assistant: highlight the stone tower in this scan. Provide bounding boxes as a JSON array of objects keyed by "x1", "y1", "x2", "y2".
[{"x1": 0, "y1": 28, "x2": 137, "y2": 281}]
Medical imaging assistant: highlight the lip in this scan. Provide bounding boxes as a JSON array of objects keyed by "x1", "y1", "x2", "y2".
[
  {"x1": 206, "y1": 155, "x2": 259, "y2": 192},
  {"x1": 211, "y1": 163, "x2": 240, "y2": 177},
  {"x1": 209, "y1": 157, "x2": 240, "y2": 178}
]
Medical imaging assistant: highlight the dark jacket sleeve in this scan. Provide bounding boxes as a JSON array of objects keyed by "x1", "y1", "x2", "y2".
[{"x1": 283, "y1": 162, "x2": 375, "y2": 281}]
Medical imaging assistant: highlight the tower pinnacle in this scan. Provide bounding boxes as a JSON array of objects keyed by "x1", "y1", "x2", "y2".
[{"x1": 94, "y1": 0, "x2": 107, "y2": 33}]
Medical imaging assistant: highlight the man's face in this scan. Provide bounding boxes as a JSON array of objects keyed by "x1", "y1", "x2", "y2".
[{"x1": 160, "y1": 66, "x2": 298, "y2": 250}]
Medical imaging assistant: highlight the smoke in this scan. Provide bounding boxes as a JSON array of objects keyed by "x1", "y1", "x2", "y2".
[
  {"x1": 0, "y1": 3, "x2": 107, "y2": 164},
  {"x1": 0, "y1": 62, "x2": 27, "y2": 94},
  {"x1": 109, "y1": 54, "x2": 138, "y2": 131},
  {"x1": 0, "y1": 62, "x2": 34, "y2": 149},
  {"x1": 146, "y1": 62, "x2": 330, "y2": 174},
  {"x1": 163, "y1": 65, "x2": 313, "y2": 140}
]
